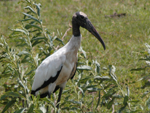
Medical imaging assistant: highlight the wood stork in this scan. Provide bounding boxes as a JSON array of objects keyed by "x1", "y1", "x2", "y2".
[{"x1": 31, "y1": 11, "x2": 105, "y2": 110}]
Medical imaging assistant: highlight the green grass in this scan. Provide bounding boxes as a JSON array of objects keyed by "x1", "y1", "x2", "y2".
[{"x1": 0, "y1": 0, "x2": 150, "y2": 112}]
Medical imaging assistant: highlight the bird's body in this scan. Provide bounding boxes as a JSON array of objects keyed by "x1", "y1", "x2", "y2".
[
  {"x1": 31, "y1": 11, "x2": 105, "y2": 110},
  {"x1": 31, "y1": 35, "x2": 81, "y2": 97}
]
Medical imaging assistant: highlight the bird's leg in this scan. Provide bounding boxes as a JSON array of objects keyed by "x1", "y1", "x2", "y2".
[
  {"x1": 47, "y1": 92, "x2": 51, "y2": 113},
  {"x1": 56, "y1": 87, "x2": 63, "y2": 109}
]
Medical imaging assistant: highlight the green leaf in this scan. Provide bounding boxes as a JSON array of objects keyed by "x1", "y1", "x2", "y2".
[
  {"x1": 109, "y1": 65, "x2": 117, "y2": 82},
  {"x1": 32, "y1": 40, "x2": 43, "y2": 47},
  {"x1": 79, "y1": 77, "x2": 91, "y2": 83},
  {"x1": 112, "y1": 94, "x2": 122, "y2": 98},
  {"x1": 23, "y1": 13, "x2": 41, "y2": 24},
  {"x1": 25, "y1": 24, "x2": 42, "y2": 30},
  {"x1": 119, "y1": 106, "x2": 126, "y2": 113},
  {"x1": 31, "y1": 37, "x2": 46, "y2": 41},
  {"x1": 79, "y1": 46, "x2": 86, "y2": 58},
  {"x1": 55, "y1": 37, "x2": 64, "y2": 45},
  {"x1": 11, "y1": 28, "x2": 28, "y2": 36},
  {"x1": 96, "y1": 91, "x2": 100, "y2": 108},
  {"x1": 27, "y1": 104, "x2": 34, "y2": 113},
  {"x1": 103, "y1": 88, "x2": 117, "y2": 99},
  {"x1": 18, "y1": 51, "x2": 30, "y2": 56},
  {"x1": 107, "y1": 98, "x2": 115, "y2": 109},
  {"x1": 95, "y1": 61, "x2": 100, "y2": 74},
  {"x1": 77, "y1": 65, "x2": 92, "y2": 70},
  {"x1": 14, "y1": 108, "x2": 26, "y2": 113},
  {"x1": 146, "y1": 97, "x2": 150, "y2": 109},
  {"x1": 78, "y1": 87, "x2": 84, "y2": 95},
  {"x1": 123, "y1": 95, "x2": 128, "y2": 106},
  {"x1": 126, "y1": 86, "x2": 130, "y2": 96},
  {"x1": 24, "y1": 6, "x2": 36, "y2": 14},
  {"x1": 52, "y1": 36, "x2": 57, "y2": 41},
  {"x1": 48, "y1": 34, "x2": 52, "y2": 41},
  {"x1": 48, "y1": 34, "x2": 53, "y2": 47},
  {"x1": 34, "y1": 54, "x2": 39, "y2": 66},
  {"x1": 39, "y1": 106, "x2": 46, "y2": 113},
  {"x1": 88, "y1": 96, "x2": 94, "y2": 107},
  {"x1": 0, "y1": 42, "x2": 4, "y2": 47},
  {"x1": 131, "y1": 68, "x2": 145, "y2": 71},
  {"x1": 62, "y1": 107, "x2": 79, "y2": 111},
  {"x1": 87, "y1": 87, "x2": 101, "y2": 92},
  {"x1": 42, "y1": 98, "x2": 55, "y2": 108},
  {"x1": 2, "y1": 99, "x2": 16, "y2": 113},
  {"x1": 68, "y1": 99, "x2": 82, "y2": 105},
  {"x1": 0, "y1": 92, "x2": 23, "y2": 101},
  {"x1": 26, "y1": 69, "x2": 36, "y2": 75},
  {"x1": 1, "y1": 65, "x2": 13, "y2": 76},
  {"x1": 142, "y1": 91, "x2": 150, "y2": 98},
  {"x1": 16, "y1": 37, "x2": 28, "y2": 46},
  {"x1": 139, "y1": 76, "x2": 150, "y2": 89},
  {"x1": 129, "y1": 100, "x2": 140, "y2": 103},
  {"x1": 94, "y1": 76, "x2": 110, "y2": 81},
  {"x1": 18, "y1": 79, "x2": 29, "y2": 93},
  {"x1": 21, "y1": 55, "x2": 31, "y2": 63},
  {"x1": 34, "y1": 3, "x2": 41, "y2": 17},
  {"x1": 86, "y1": 85, "x2": 97, "y2": 88}
]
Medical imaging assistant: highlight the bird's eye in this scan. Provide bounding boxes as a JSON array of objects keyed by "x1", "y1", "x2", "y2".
[{"x1": 80, "y1": 15, "x2": 84, "y2": 19}]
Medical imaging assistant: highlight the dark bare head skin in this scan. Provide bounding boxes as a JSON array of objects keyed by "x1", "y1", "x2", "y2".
[{"x1": 72, "y1": 11, "x2": 106, "y2": 50}]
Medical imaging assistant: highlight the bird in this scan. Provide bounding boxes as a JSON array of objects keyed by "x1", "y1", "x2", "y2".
[{"x1": 31, "y1": 11, "x2": 106, "y2": 111}]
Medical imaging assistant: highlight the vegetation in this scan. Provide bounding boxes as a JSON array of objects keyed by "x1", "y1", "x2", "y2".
[{"x1": 0, "y1": 0, "x2": 150, "y2": 112}]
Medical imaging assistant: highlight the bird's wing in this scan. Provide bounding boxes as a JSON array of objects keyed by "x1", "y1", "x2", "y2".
[{"x1": 31, "y1": 52, "x2": 66, "y2": 93}]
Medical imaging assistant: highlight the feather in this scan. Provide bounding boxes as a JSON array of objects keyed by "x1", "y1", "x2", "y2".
[{"x1": 31, "y1": 66, "x2": 63, "y2": 94}]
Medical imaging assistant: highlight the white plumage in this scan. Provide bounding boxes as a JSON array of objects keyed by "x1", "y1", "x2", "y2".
[
  {"x1": 32, "y1": 35, "x2": 81, "y2": 95},
  {"x1": 31, "y1": 11, "x2": 105, "y2": 110}
]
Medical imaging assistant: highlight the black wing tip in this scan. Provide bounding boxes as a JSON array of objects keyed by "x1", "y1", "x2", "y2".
[
  {"x1": 31, "y1": 90, "x2": 48, "y2": 98},
  {"x1": 31, "y1": 89, "x2": 48, "y2": 98},
  {"x1": 31, "y1": 90, "x2": 36, "y2": 95},
  {"x1": 30, "y1": 66, "x2": 63, "y2": 98},
  {"x1": 40, "y1": 92, "x2": 49, "y2": 98},
  {"x1": 30, "y1": 90, "x2": 35, "y2": 100}
]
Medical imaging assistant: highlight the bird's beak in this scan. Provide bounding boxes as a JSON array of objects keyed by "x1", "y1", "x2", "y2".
[{"x1": 85, "y1": 19, "x2": 106, "y2": 50}]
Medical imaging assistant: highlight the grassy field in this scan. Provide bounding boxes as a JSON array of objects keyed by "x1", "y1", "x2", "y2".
[{"x1": 0, "y1": 0, "x2": 150, "y2": 112}]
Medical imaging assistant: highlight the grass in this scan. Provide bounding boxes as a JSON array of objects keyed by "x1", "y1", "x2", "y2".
[{"x1": 0, "y1": 0, "x2": 150, "y2": 112}]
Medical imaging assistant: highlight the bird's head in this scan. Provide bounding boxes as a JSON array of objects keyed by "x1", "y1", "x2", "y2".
[{"x1": 72, "y1": 11, "x2": 106, "y2": 50}]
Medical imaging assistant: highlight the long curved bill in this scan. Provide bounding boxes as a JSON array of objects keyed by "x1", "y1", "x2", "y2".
[{"x1": 86, "y1": 19, "x2": 106, "y2": 50}]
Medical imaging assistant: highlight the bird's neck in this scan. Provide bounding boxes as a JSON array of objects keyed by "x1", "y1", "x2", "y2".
[
  {"x1": 64, "y1": 20, "x2": 81, "y2": 53},
  {"x1": 72, "y1": 20, "x2": 80, "y2": 36},
  {"x1": 66, "y1": 35, "x2": 81, "y2": 52}
]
